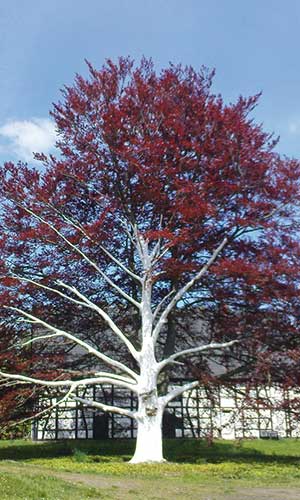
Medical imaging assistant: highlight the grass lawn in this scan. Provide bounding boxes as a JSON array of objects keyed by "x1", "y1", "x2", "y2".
[{"x1": 1, "y1": 438, "x2": 300, "y2": 499}]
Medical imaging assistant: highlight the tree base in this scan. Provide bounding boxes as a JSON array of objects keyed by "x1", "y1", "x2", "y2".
[{"x1": 129, "y1": 457, "x2": 167, "y2": 464}]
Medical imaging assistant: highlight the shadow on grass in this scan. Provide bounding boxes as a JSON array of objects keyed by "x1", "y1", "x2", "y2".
[{"x1": 0, "y1": 439, "x2": 299, "y2": 465}]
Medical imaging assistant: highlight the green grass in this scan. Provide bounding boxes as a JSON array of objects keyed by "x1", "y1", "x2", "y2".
[
  {"x1": 24, "y1": 439, "x2": 300, "y2": 481},
  {"x1": 0, "y1": 468, "x2": 105, "y2": 500},
  {"x1": 1, "y1": 439, "x2": 300, "y2": 499}
]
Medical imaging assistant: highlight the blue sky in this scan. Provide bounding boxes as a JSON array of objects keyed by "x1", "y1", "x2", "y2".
[{"x1": 0, "y1": 0, "x2": 300, "y2": 163}]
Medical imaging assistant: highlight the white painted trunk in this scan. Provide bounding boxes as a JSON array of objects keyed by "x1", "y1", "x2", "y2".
[
  {"x1": 130, "y1": 335, "x2": 165, "y2": 463},
  {"x1": 130, "y1": 391, "x2": 164, "y2": 464},
  {"x1": 130, "y1": 398, "x2": 164, "y2": 464},
  {"x1": 130, "y1": 240, "x2": 167, "y2": 463}
]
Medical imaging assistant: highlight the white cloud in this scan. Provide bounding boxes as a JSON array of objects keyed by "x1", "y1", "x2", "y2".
[
  {"x1": 288, "y1": 119, "x2": 300, "y2": 136},
  {"x1": 0, "y1": 118, "x2": 56, "y2": 161}
]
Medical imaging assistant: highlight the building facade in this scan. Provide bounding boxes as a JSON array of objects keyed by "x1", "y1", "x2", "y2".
[{"x1": 32, "y1": 380, "x2": 300, "y2": 440}]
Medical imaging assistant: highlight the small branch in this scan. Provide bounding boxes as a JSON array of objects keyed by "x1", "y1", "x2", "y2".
[
  {"x1": 6, "y1": 274, "x2": 139, "y2": 360},
  {"x1": 5, "y1": 275, "x2": 139, "y2": 360},
  {"x1": 99, "y1": 244, "x2": 142, "y2": 284},
  {"x1": 70, "y1": 395, "x2": 136, "y2": 419},
  {"x1": 160, "y1": 381, "x2": 199, "y2": 406},
  {"x1": 262, "y1": 202, "x2": 287, "y2": 221},
  {"x1": 8, "y1": 275, "x2": 87, "y2": 308},
  {"x1": 153, "y1": 288, "x2": 176, "y2": 321},
  {"x1": 0, "y1": 372, "x2": 102, "y2": 388},
  {"x1": 43, "y1": 202, "x2": 142, "y2": 284},
  {"x1": 6, "y1": 306, "x2": 139, "y2": 380},
  {"x1": 13, "y1": 203, "x2": 141, "y2": 309},
  {"x1": 152, "y1": 236, "x2": 228, "y2": 343},
  {"x1": 158, "y1": 339, "x2": 239, "y2": 372},
  {"x1": 152, "y1": 244, "x2": 171, "y2": 265},
  {"x1": 14, "y1": 384, "x2": 78, "y2": 427},
  {"x1": 56, "y1": 280, "x2": 139, "y2": 360},
  {"x1": 0, "y1": 369, "x2": 138, "y2": 392},
  {"x1": 94, "y1": 371, "x2": 138, "y2": 385}
]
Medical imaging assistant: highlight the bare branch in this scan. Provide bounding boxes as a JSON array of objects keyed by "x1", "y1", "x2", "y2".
[
  {"x1": 158, "y1": 339, "x2": 239, "y2": 372},
  {"x1": 13, "y1": 203, "x2": 141, "y2": 309},
  {"x1": 153, "y1": 288, "x2": 176, "y2": 321},
  {"x1": 56, "y1": 280, "x2": 140, "y2": 360},
  {"x1": 94, "y1": 371, "x2": 137, "y2": 386},
  {"x1": 0, "y1": 372, "x2": 102, "y2": 388},
  {"x1": 9, "y1": 275, "x2": 87, "y2": 308},
  {"x1": 160, "y1": 381, "x2": 199, "y2": 406},
  {"x1": 152, "y1": 236, "x2": 228, "y2": 342},
  {"x1": 99, "y1": 244, "x2": 142, "y2": 283},
  {"x1": 152, "y1": 244, "x2": 171, "y2": 265},
  {"x1": 6, "y1": 274, "x2": 139, "y2": 360},
  {"x1": 0, "y1": 369, "x2": 138, "y2": 392},
  {"x1": 18, "y1": 384, "x2": 78, "y2": 425},
  {"x1": 70, "y1": 395, "x2": 136, "y2": 419},
  {"x1": 6, "y1": 306, "x2": 139, "y2": 380},
  {"x1": 43, "y1": 202, "x2": 142, "y2": 284}
]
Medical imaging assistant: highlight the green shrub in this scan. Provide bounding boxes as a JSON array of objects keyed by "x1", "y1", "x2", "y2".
[{"x1": 72, "y1": 448, "x2": 88, "y2": 463}]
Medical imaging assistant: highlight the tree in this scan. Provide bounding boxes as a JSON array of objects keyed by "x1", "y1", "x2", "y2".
[{"x1": 0, "y1": 57, "x2": 299, "y2": 462}]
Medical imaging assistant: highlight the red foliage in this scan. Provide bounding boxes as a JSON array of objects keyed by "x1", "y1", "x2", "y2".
[{"x1": 0, "y1": 322, "x2": 66, "y2": 429}]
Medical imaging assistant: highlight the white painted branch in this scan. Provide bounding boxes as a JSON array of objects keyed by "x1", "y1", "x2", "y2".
[
  {"x1": 14, "y1": 204, "x2": 141, "y2": 309},
  {"x1": 99, "y1": 244, "x2": 142, "y2": 283},
  {"x1": 9, "y1": 275, "x2": 87, "y2": 308},
  {"x1": 0, "y1": 369, "x2": 138, "y2": 392},
  {"x1": 150, "y1": 239, "x2": 161, "y2": 261},
  {"x1": 0, "y1": 384, "x2": 78, "y2": 430},
  {"x1": 149, "y1": 216, "x2": 172, "y2": 264},
  {"x1": 7, "y1": 306, "x2": 139, "y2": 380},
  {"x1": 93, "y1": 371, "x2": 137, "y2": 385},
  {"x1": 83, "y1": 376, "x2": 138, "y2": 392},
  {"x1": 43, "y1": 202, "x2": 142, "y2": 284},
  {"x1": 153, "y1": 288, "x2": 176, "y2": 321},
  {"x1": 118, "y1": 217, "x2": 136, "y2": 245},
  {"x1": 152, "y1": 244, "x2": 170, "y2": 265},
  {"x1": 152, "y1": 236, "x2": 228, "y2": 343},
  {"x1": 158, "y1": 339, "x2": 239, "y2": 372},
  {"x1": 7, "y1": 275, "x2": 139, "y2": 361},
  {"x1": 0, "y1": 373, "x2": 102, "y2": 387},
  {"x1": 149, "y1": 215, "x2": 163, "y2": 260},
  {"x1": 135, "y1": 231, "x2": 149, "y2": 268},
  {"x1": 160, "y1": 381, "x2": 199, "y2": 406},
  {"x1": 56, "y1": 280, "x2": 139, "y2": 360},
  {"x1": 70, "y1": 395, "x2": 136, "y2": 419}
]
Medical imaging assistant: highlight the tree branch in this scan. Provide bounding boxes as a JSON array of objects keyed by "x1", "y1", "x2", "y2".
[
  {"x1": 0, "y1": 370, "x2": 138, "y2": 392},
  {"x1": 56, "y1": 280, "x2": 140, "y2": 360},
  {"x1": 0, "y1": 373, "x2": 103, "y2": 388},
  {"x1": 70, "y1": 395, "x2": 136, "y2": 419},
  {"x1": 94, "y1": 371, "x2": 137, "y2": 386},
  {"x1": 152, "y1": 236, "x2": 228, "y2": 342},
  {"x1": 6, "y1": 306, "x2": 139, "y2": 380},
  {"x1": 160, "y1": 381, "x2": 199, "y2": 406},
  {"x1": 42, "y1": 201, "x2": 142, "y2": 284},
  {"x1": 5, "y1": 276, "x2": 139, "y2": 361},
  {"x1": 0, "y1": 384, "x2": 78, "y2": 433},
  {"x1": 99, "y1": 244, "x2": 142, "y2": 284},
  {"x1": 9, "y1": 275, "x2": 87, "y2": 308},
  {"x1": 12, "y1": 202, "x2": 141, "y2": 309},
  {"x1": 157, "y1": 339, "x2": 239, "y2": 372},
  {"x1": 153, "y1": 288, "x2": 176, "y2": 321}
]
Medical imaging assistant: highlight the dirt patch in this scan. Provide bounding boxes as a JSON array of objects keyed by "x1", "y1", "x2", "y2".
[{"x1": 226, "y1": 488, "x2": 300, "y2": 500}]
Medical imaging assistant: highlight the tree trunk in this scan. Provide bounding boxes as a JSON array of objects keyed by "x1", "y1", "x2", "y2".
[
  {"x1": 130, "y1": 396, "x2": 165, "y2": 464},
  {"x1": 159, "y1": 312, "x2": 177, "y2": 396},
  {"x1": 130, "y1": 336, "x2": 165, "y2": 463}
]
